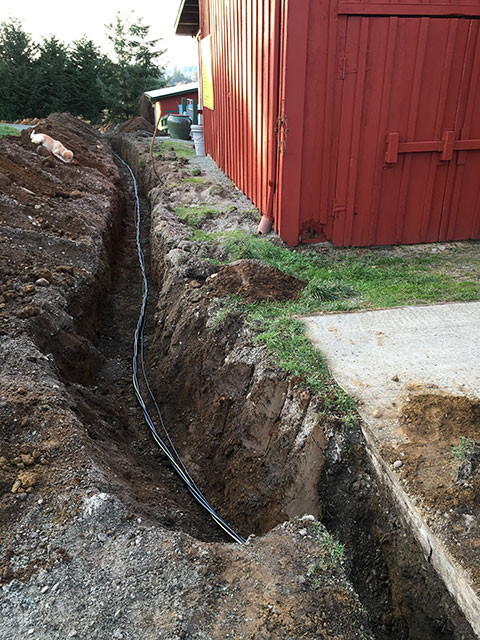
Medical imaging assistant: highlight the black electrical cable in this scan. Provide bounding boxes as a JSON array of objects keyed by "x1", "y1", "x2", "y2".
[{"x1": 114, "y1": 152, "x2": 246, "y2": 545}]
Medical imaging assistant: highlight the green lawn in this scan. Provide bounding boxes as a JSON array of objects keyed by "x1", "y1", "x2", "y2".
[
  {"x1": 0, "y1": 124, "x2": 21, "y2": 138},
  {"x1": 201, "y1": 230, "x2": 480, "y2": 418},
  {"x1": 154, "y1": 139, "x2": 195, "y2": 159}
]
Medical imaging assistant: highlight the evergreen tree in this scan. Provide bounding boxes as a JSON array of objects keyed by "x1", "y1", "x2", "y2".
[
  {"x1": 166, "y1": 65, "x2": 198, "y2": 85},
  {"x1": 66, "y1": 38, "x2": 108, "y2": 122},
  {"x1": 105, "y1": 12, "x2": 166, "y2": 121},
  {"x1": 0, "y1": 13, "x2": 167, "y2": 123},
  {"x1": 34, "y1": 36, "x2": 70, "y2": 117},
  {"x1": 0, "y1": 19, "x2": 36, "y2": 119}
]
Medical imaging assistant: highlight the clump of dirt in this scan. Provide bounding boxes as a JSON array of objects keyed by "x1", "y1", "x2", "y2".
[
  {"x1": 116, "y1": 116, "x2": 154, "y2": 135},
  {"x1": 206, "y1": 259, "x2": 306, "y2": 301}
]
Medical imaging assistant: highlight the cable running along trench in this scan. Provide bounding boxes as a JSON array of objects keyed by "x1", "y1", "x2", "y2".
[{"x1": 115, "y1": 153, "x2": 245, "y2": 545}]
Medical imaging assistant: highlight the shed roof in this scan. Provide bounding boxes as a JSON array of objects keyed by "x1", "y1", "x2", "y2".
[
  {"x1": 175, "y1": 0, "x2": 200, "y2": 36},
  {"x1": 144, "y1": 83, "x2": 198, "y2": 101}
]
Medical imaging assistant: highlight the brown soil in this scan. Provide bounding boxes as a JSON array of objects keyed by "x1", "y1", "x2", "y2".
[
  {"x1": 384, "y1": 393, "x2": 480, "y2": 588},
  {"x1": 116, "y1": 116, "x2": 154, "y2": 134},
  {"x1": 0, "y1": 114, "x2": 476, "y2": 639},
  {"x1": 206, "y1": 259, "x2": 306, "y2": 301},
  {"x1": 0, "y1": 115, "x2": 374, "y2": 639},
  {"x1": 116, "y1": 133, "x2": 478, "y2": 639}
]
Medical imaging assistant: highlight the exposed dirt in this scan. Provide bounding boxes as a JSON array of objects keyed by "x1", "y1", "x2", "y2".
[
  {"x1": 205, "y1": 260, "x2": 306, "y2": 301},
  {"x1": 0, "y1": 113, "x2": 477, "y2": 639},
  {"x1": 113, "y1": 131, "x2": 478, "y2": 640},
  {"x1": 0, "y1": 115, "x2": 374, "y2": 639},
  {"x1": 387, "y1": 393, "x2": 480, "y2": 588}
]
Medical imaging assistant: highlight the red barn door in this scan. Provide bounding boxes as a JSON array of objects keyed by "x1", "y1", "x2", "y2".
[{"x1": 331, "y1": 13, "x2": 480, "y2": 247}]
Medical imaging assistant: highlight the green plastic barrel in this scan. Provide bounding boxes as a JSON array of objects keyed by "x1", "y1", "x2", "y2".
[{"x1": 167, "y1": 114, "x2": 192, "y2": 140}]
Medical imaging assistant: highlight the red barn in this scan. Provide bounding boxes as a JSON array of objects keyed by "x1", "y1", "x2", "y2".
[{"x1": 175, "y1": 0, "x2": 480, "y2": 247}]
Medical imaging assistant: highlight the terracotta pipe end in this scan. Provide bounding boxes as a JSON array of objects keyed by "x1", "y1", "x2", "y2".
[{"x1": 256, "y1": 215, "x2": 273, "y2": 236}]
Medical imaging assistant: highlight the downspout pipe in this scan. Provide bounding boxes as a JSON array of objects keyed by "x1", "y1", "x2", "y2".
[
  {"x1": 256, "y1": 213, "x2": 274, "y2": 235},
  {"x1": 256, "y1": 0, "x2": 282, "y2": 237}
]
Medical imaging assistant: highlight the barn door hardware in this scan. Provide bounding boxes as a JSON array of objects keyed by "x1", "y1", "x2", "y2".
[{"x1": 385, "y1": 131, "x2": 480, "y2": 164}]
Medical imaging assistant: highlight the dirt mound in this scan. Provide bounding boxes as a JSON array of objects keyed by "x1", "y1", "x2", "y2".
[
  {"x1": 117, "y1": 116, "x2": 154, "y2": 134},
  {"x1": 207, "y1": 259, "x2": 306, "y2": 301},
  {"x1": 0, "y1": 113, "x2": 122, "y2": 339}
]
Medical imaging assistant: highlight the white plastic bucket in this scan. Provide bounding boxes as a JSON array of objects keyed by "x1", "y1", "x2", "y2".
[{"x1": 190, "y1": 124, "x2": 205, "y2": 156}]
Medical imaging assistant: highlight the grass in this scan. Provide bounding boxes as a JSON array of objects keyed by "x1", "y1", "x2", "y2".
[
  {"x1": 219, "y1": 231, "x2": 480, "y2": 309},
  {"x1": 191, "y1": 230, "x2": 480, "y2": 428},
  {"x1": 452, "y1": 437, "x2": 480, "y2": 481},
  {"x1": 207, "y1": 300, "x2": 238, "y2": 330},
  {"x1": 173, "y1": 204, "x2": 218, "y2": 228},
  {"x1": 0, "y1": 124, "x2": 21, "y2": 138},
  {"x1": 182, "y1": 176, "x2": 208, "y2": 184},
  {"x1": 155, "y1": 139, "x2": 195, "y2": 159}
]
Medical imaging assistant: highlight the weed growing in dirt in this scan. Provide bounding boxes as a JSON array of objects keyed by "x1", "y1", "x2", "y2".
[
  {"x1": 164, "y1": 182, "x2": 181, "y2": 191},
  {"x1": 451, "y1": 437, "x2": 480, "y2": 481},
  {"x1": 307, "y1": 528, "x2": 345, "y2": 588},
  {"x1": 182, "y1": 176, "x2": 208, "y2": 184},
  {"x1": 174, "y1": 205, "x2": 218, "y2": 228},
  {"x1": 207, "y1": 299, "x2": 240, "y2": 329},
  {"x1": 0, "y1": 125, "x2": 21, "y2": 138}
]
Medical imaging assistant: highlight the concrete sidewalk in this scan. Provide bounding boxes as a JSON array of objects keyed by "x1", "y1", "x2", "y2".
[
  {"x1": 303, "y1": 301, "x2": 480, "y2": 636},
  {"x1": 304, "y1": 301, "x2": 480, "y2": 428}
]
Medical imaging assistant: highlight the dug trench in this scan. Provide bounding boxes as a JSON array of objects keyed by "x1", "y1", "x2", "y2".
[
  {"x1": 111, "y1": 132, "x2": 478, "y2": 640},
  {"x1": 0, "y1": 114, "x2": 476, "y2": 638}
]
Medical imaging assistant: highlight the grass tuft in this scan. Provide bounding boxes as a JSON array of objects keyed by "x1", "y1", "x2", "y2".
[
  {"x1": 174, "y1": 205, "x2": 218, "y2": 228},
  {"x1": 182, "y1": 176, "x2": 208, "y2": 184},
  {"x1": 155, "y1": 139, "x2": 195, "y2": 159},
  {"x1": 0, "y1": 124, "x2": 21, "y2": 138},
  {"x1": 452, "y1": 437, "x2": 480, "y2": 481}
]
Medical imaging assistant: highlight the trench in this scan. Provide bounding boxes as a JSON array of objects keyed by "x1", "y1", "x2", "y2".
[{"x1": 49, "y1": 145, "x2": 477, "y2": 640}]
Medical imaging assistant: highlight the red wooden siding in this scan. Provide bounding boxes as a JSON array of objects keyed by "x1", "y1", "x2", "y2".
[
  {"x1": 200, "y1": 0, "x2": 480, "y2": 246},
  {"x1": 203, "y1": 0, "x2": 280, "y2": 219},
  {"x1": 330, "y1": 15, "x2": 480, "y2": 246}
]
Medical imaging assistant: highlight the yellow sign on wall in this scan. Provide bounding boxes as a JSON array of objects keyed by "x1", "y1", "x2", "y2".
[{"x1": 201, "y1": 35, "x2": 214, "y2": 110}]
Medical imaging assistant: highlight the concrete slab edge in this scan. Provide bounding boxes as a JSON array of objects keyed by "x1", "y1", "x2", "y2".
[{"x1": 361, "y1": 419, "x2": 480, "y2": 636}]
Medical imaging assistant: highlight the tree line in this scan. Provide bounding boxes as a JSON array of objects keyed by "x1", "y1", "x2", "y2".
[{"x1": 0, "y1": 14, "x2": 167, "y2": 123}]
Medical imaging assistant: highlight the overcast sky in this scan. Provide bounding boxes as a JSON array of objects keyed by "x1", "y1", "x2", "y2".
[{"x1": 0, "y1": 0, "x2": 198, "y2": 69}]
